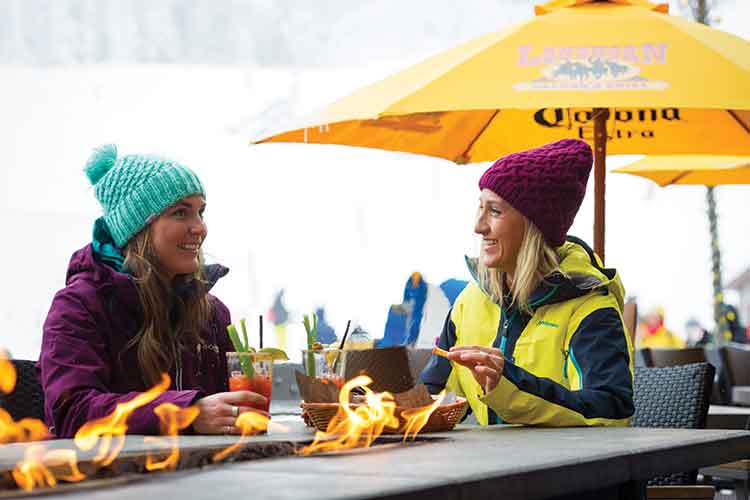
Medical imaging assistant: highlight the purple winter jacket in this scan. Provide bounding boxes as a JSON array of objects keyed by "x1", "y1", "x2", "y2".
[{"x1": 39, "y1": 244, "x2": 233, "y2": 438}]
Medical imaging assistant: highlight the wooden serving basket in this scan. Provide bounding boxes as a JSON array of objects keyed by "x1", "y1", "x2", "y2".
[{"x1": 301, "y1": 397, "x2": 468, "y2": 434}]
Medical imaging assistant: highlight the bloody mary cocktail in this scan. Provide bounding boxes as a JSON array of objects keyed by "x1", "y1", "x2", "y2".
[
  {"x1": 226, "y1": 352, "x2": 273, "y2": 413},
  {"x1": 301, "y1": 348, "x2": 347, "y2": 389}
]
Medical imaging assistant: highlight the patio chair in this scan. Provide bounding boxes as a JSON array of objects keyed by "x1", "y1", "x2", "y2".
[
  {"x1": 633, "y1": 362, "x2": 716, "y2": 500},
  {"x1": 0, "y1": 359, "x2": 45, "y2": 422},
  {"x1": 703, "y1": 347, "x2": 731, "y2": 405},
  {"x1": 635, "y1": 348, "x2": 653, "y2": 367},
  {"x1": 623, "y1": 300, "x2": 638, "y2": 346},
  {"x1": 720, "y1": 343, "x2": 750, "y2": 406},
  {"x1": 647, "y1": 347, "x2": 707, "y2": 368}
]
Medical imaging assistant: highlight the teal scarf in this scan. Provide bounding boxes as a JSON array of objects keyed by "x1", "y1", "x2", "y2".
[{"x1": 92, "y1": 217, "x2": 126, "y2": 272}]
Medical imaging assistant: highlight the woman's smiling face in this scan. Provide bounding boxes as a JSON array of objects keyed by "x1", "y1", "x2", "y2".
[
  {"x1": 474, "y1": 189, "x2": 526, "y2": 271},
  {"x1": 149, "y1": 195, "x2": 207, "y2": 280}
]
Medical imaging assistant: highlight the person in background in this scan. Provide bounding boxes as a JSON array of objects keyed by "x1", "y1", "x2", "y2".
[
  {"x1": 636, "y1": 306, "x2": 686, "y2": 349},
  {"x1": 439, "y1": 279, "x2": 469, "y2": 307},
  {"x1": 418, "y1": 139, "x2": 634, "y2": 427},
  {"x1": 267, "y1": 289, "x2": 290, "y2": 351},
  {"x1": 685, "y1": 318, "x2": 712, "y2": 347},
  {"x1": 379, "y1": 303, "x2": 410, "y2": 347},
  {"x1": 378, "y1": 272, "x2": 454, "y2": 348},
  {"x1": 314, "y1": 307, "x2": 338, "y2": 345},
  {"x1": 379, "y1": 272, "x2": 428, "y2": 347},
  {"x1": 723, "y1": 304, "x2": 747, "y2": 344},
  {"x1": 40, "y1": 144, "x2": 265, "y2": 438}
]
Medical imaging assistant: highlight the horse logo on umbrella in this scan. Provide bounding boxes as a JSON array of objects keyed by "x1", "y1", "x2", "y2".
[{"x1": 514, "y1": 43, "x2": 669, "y2": 91}]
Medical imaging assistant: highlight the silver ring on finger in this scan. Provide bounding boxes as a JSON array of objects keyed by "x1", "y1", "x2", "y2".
[{"x1": 231, "y1": 405, "x2": 239, "y2": 418}]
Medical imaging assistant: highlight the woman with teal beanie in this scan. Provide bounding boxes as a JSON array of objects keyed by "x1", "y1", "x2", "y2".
[{"x1": 39, "y1": 145, "x2": 264, "y2": 437}]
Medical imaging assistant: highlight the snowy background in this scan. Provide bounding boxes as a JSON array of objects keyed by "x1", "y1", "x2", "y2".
[{"x1": 1, "y1": 0, "x2": 749, "y2": 360}]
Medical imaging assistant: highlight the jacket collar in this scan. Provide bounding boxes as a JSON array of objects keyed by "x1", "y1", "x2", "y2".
[
  {"x1": 66, "y1": 244, "x2": 229, "y2": 307},
  {"x1": 464, "y1": 235, "x2": 624, "y2": 311}
]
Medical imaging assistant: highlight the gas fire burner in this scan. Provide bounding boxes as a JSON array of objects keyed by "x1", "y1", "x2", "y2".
[{"x1": 0, "y1": 422, "x2": 445, "y2": 498}]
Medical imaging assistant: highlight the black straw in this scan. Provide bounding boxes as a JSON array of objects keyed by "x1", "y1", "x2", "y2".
[
  {"x1": 259, "y1": 315, "x2": 264, "y2": 349},
  {"x1": 338, "y1": 320, "x2": 351, "y2": 350},
  {"x1": 333, "y1": 320, "x2": 351, "y2": 372}
]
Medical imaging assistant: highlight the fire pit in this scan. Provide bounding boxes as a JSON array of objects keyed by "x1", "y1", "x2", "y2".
[
  {"x1": 1, "y1": 351, "x2": 454, "y2": 497},
  {"x1": 0, "y1": 428, "x2": 446, "y2": 498}
]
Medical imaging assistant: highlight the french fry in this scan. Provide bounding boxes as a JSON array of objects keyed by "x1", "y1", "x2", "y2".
[{"x1": 432, "y1": 346, "x2": 450, "y2": 359}]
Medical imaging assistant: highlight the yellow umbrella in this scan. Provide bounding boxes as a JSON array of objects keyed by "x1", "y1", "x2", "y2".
[
  {"x1": 613, "y1": 154, "x2": 750, "y2": 344},
  {"x1": 255, "y1": 0, "x2": 750, "y2": 261},
  {"x1": 613, "y1": 155, "x2": 750, "y2": 186}
]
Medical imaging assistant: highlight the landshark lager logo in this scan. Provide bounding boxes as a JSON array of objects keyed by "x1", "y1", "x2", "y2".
[{"x1": 514, "y1": 44, "x2": 670, "y2": 91}]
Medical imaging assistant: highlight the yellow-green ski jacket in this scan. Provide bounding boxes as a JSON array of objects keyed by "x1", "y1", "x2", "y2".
[{"x1": 419, "y1": 236, "x2": 634, "y2": 427}]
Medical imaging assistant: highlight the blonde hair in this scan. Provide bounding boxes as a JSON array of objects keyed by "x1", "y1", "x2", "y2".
[
  {"x1": 121, "y1": 228, "x2": 211, "y2": 387},
  {"x1": 477, "y1": 220, "x2": 561, "y2": 313}
]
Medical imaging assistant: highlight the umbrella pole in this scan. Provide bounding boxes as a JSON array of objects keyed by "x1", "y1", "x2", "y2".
[
  {"x1": 706, "y1": 186, "x2": 727, "y2": 345},
  {"x1": 593, "y1": 108, "x2": 610, "y2": 263}
]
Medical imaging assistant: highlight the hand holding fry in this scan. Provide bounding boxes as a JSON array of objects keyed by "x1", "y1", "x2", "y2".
[{"x1": 447, "y1": 346, "x2": 504, "y2": 394}]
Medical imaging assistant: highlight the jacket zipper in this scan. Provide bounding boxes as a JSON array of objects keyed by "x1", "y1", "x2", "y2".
[
  {"x1": 174, "y1": 339, "x2": 183, "y2": 390},
  {"x1": 498, "y1": 286, "x2": 558, "y2": 359},
  {"x1": 499, "y1": 309, "x2": 517, "y2": 357}
]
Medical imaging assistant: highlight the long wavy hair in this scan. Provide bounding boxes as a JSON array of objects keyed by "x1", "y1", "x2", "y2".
[
  {"x1": 477, "y1": 220, "x2": 562, "y2": 313},
  {"x1": 122, "y1": 228, "x2": 211, "y2": 386}
]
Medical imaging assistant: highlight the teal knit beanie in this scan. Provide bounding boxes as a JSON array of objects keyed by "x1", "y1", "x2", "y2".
[{"x1": 85, "y1": 144, "x2": 206, "y2": 247}]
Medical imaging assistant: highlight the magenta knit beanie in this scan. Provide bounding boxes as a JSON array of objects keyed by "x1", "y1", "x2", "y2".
[{"x1": 478, "y1": 139, "x2": 592, "y2": 247}]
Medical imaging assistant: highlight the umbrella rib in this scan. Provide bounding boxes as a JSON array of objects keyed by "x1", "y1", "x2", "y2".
[
  {"x1": 728, "y1": 110, "x2": 750, "y2": 135},
  {"x1": 666, "y1": 171, "x2": 690, "y2": 185},
  {"x1": 454, "y1": 110, "x2": 500, "y2": 164}
]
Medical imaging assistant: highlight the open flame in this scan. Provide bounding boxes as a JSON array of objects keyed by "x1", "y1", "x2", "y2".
[
  {"x1": 399, "y1": 390, "x2": 445, "y2": 441},
  {"x1": 0, "y1": 350, "x2": 50, "y2": 443},
  {"x1": 4, "y1": 362, "x2": 299, "y2": 492},
  {"x1": 299, "y1": 375, "x2": 400, "y2": 455},
  {"x1": 144, "y1": 403, "x2": 200, "y2": 471},
  {"x1": 300, "y1": 376, "x2": 447, "y2": 455},
  {"x1": 10, "y1": 373, "x2": 197, "y2": 491},
  {"x1": 3, "y1": 349, "x2": 447, "y2": 492},
  {"x1": 212, "y1": 411, "x2": 290, "y2": 462},
  {"x1": 0, "y1": 412, "x2": 50, "y2": 443},
  {"x1": 74, "y1": 373, "x2": 170, "y2": 466},
  {"x1": 12, "y1": 445, "x2": 86, "y2": 491},
  {"x1": 1, "y1": 348, "x2": 79, "y2": 492},
  {"x1": 0, "y1": 349, "x2": 16, "y2": 394}
]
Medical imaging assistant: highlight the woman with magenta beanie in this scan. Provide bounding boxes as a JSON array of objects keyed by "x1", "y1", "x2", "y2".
[
  {"x1": 39, "y1": 145, "x2": 264, "y2": 437},
  {"x1": 419, "y1": 139, "x2": 634, "y2": 426}
]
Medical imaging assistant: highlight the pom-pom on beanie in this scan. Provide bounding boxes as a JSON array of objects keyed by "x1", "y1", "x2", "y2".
[
  {"x1": 478, "y1": 139, "x2": 593, "y2": 247},
  {"x1": 85, "y1": 144, "x2": 205, "y2": 247}
]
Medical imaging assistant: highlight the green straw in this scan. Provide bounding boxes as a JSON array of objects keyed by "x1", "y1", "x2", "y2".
[
  {"x1": 303, "y1": 313, "x2": 317, "y2": 377},
  {"x1": 227, "y1": 324, "x2": 254, "y2": 378}
]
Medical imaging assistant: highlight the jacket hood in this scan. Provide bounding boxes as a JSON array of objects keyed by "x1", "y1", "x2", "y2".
[
  {"x1": 66, "y1": 244, "x2": 128, "y2": 289},
  {"x1": 465, "y1": 235, "x2": 625, "y2": 311}
]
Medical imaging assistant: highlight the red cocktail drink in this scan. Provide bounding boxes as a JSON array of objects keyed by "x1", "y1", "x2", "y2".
[
  {"x1": 319, "y1": 375, "x2": 345, "y2": 389},
  {"x1": 227, "y1": 352, "x2": 273, "y2": 413},
  {"x1": 301, "y1": 348, "x2": 348, "y2": 390}
]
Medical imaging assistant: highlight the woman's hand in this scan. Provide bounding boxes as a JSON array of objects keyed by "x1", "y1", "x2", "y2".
[
  {"x1": 192, "y1": 391, "x2": 269, "y2": 435},
  {"x1": 447, "y1": 345, "x2": 505, "y2": 394}
]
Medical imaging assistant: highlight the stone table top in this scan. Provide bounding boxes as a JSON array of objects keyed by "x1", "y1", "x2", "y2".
[{"x1": 3, "y1": 420, "x2": 750, "y2": 500}]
